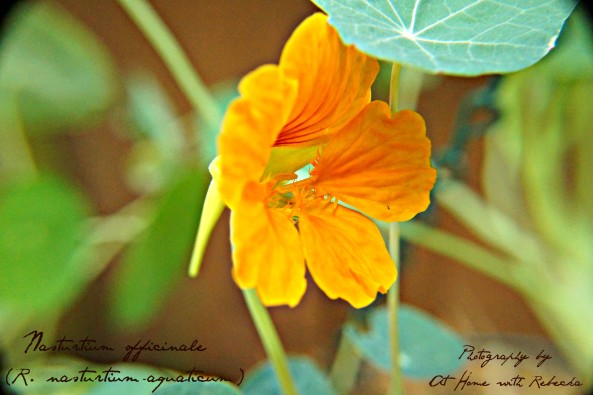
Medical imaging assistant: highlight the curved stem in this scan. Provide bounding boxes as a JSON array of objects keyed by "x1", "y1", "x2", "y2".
[
  {"x1": 115, "y1": 4, "x2": 295, "y2": 393},
  {"x1": 243, "y1": 289, "x2": 297, "y2": 395},
  {"x1": 117, "y1": 0, "x2": 222, "y2": 131}
]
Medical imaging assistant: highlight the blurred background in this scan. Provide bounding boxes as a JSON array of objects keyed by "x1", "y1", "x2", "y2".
[{"x1": 1, "y1": 1, "x2": 591, "y2": 394}]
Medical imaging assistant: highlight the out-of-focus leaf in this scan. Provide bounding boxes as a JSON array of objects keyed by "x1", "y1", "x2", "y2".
[
  {"x1": 109, "y1": 169, "x2": 207, "y2": 330},
  {"x1": 312, "y1": 0, "x2": 575, "y2": 76},
  {"x1": 0, "y1": 175, "x2": 90, "y2": 305},
  {"x1": 0, "y1": 175, "x2": 91, "y2": 343},
  {"x1": 344, "y1": 305, "x2": 465, "y2": 379},
  {"x1": 436, "y1": 179, "x2": 548, "y2": 265},
  {"x1": 242, "y1": 357, "x2": 336, "y2": 395},
  {"x1": 0, "y1": 2, "x2": 117, "y2": 134},
  {"x1": 125, "y1": 73, "x2": 186, "y2": 194},
  {"x1": 537, "y1": 9, "x2": 593, "y2": 81},
  {"x1": 482, "y1": 9, "x2": 593, "y2": 251},
  {"x1": 0, "y1": 93, "x2": 36, "y2": 180}
]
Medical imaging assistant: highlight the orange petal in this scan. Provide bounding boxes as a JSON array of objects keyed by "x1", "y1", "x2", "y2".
[
  {"x1": 230, "y1": 181, "x2": 307, "y2": 307},
  {"x1": 299, "y1": 202, "x2": 396, "y2": 308},
  {"x1": 217, "y1": 65, "x2": 298, "y2": 209},
  {"x1": 275, "y1": 13, "x2": 379, "y2": 147},
  {"x1": 312, "y1": 101, "x2": 437, "y2": 222}
]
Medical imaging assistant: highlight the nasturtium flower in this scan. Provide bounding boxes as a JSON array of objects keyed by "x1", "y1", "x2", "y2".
[{"x1": 213, "y1": 13, "x2": 436, "y2": 308}]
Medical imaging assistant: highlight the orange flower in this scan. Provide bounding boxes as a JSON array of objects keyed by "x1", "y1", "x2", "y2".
[{"x1": 214, "y1": 13, "x2": 436, "y2": 308}]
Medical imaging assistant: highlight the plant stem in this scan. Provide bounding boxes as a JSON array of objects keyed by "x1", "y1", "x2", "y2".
[
  {"x1": 387, "y1": 223, "x2": 403, "y2": 395},
  {"x1": 117, "y1": 0, "x2": 222, "y2": 131},
  {"x1": 387, "y1": 64, "x2": 427, "y2": 395},
  {"x1": 243, "y1": 289, "x2": 297, "y2": 395},
  {"x1": 115, "y1": 4, "x2": 296, "y2": 392},
  {"x1": 330, "y1": 333, "x2": 361, "y2": 395},
  {"x1": 399, "y1": 221, "x2": 523, "y2": 291},
  {"x1": 387, "y1": 63, "x2": 404, "y2": 395}
]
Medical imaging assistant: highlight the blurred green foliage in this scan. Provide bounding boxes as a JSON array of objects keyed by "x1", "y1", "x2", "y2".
[
  {"x1": 109, "y1": 169, "x2": 207, "y2": 330},
  {"x1": 0, "y1": 2, "x2": 118, "y2": 135}
]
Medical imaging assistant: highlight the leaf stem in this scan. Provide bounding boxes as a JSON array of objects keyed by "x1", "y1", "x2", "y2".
[
  {"x1": 399, "y1": 221, "x2": 523, "y2": 291},
  {"x1": 117, "y1": 0, "x2": 222, "y2": 131},
  {"x1": 243, "y1": 289, "x2": 297, "y2": 395},
  {"x1": 330, "y1": 333, "x2": 361, "y2": 395},
  {"x1": 387, "y1": 62, "x2": 404, "y2": 395}
]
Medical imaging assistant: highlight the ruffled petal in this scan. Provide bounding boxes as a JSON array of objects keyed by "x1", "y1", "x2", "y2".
[
  {"x1": 312, "y1": 101, "x2": 437, "y2": 222},
  {"x1": 275, "y1": 13, "x2": 379, "y2": 147},
  {"x1": 299, "y1": 201, "x2": 396, "y2": 308},
  {"x1": 217, "y1": 65, "x2": 298, "y2": 209},
  {"x1": 230, "y1": 181, "x2": 307, "y2": 307}
]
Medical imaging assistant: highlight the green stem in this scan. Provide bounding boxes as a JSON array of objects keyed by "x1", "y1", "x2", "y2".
[
  {"x1": 243, "y1": 289, "x2": 297, "y2": 395},
  {"x1": 388, "y1": 223, "x2": 403, "y2": 395},
  {"x1": 399, "y1": 221, "x2": 525, "y2": 291},
  {"x1": 117, "y1": 0, "x2": 222, "y2": 131},
  {"x1": 387, "y1": 63, "x2": 404, "y2": 395},
  {"x1": 330, "y1": 333, "x2": 361, "y2": 395}
]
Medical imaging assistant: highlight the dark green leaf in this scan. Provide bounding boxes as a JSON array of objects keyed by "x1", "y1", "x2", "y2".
[
  {"x1": 312, "y1": 0, "x2": 576, "y2": 75},
  {"x1": 242, "y1": 357, "x2": 336, "y2": 395},
  {"x1": 0, "y1": 2, "x2": 117, "y2": 134},
  {"x1": 109, "y1": 169, "x2": 207, "y2": 329},
  {"x1": 344, "y1": 305, "x2": 465, "y2": 378}
]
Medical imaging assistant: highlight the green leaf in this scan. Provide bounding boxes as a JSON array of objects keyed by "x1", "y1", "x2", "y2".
[
  {"x1": 242, "y1": 357, "x2": 336, "y2": 395},
  {"x1": 0, "y1": 175, "x2": 90, "y2": 306},
  {"x1": 0, "y1": 2, "x2": 117, "y2": 134},
  {"x1": 312, "y1": 0, "x2": 576, "y2": 75},
  {"x1": 0, "y1": 175, "x2": 92, "y2": 342},
  {"x1": 344, "y1": 305, "x2": 465, "y2": 379},
  {"x1": 436, "y1": 179, "x2": 547, "y2": 265},
  {"x1": 109, "y1": 169, "x2": 207, "y2": 330},
  {"x1": 479, "y1": 9, "x2": 593, "y2": 257},
  {"x1": 0, "y1": 92, "x2": 37, "y2": 180},
  {"x1": 125, "y1": 73, "x2": 186, "y2": 194}
]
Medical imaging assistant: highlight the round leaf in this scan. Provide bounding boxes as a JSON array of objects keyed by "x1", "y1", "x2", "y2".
[
  {"x1": 344, "y1": 305, "x2": 465, "y2": 378},
  {"x1": 242, "y1": 357, "x2": 336, "y2": 395},
  {"x1": 312, "y1": 0, "x2": 576, "y2": 75}
]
